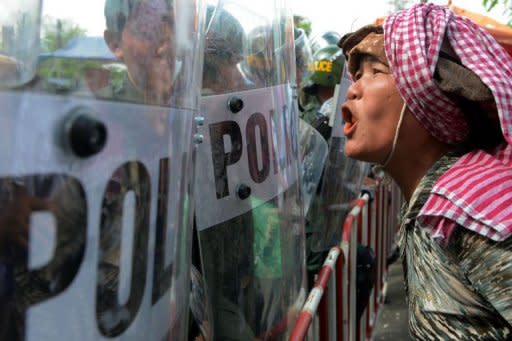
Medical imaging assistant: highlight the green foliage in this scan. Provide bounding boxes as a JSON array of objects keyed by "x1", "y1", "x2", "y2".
[
  {"x1": 388, "y1": 0, "x2": 415, "y2": 12},
  {"x1": 483, "y1": 0, "x2": 501, "y2": 11},
  {"x1": 39, "y1": 58, "x2": 102, "y2": 79},
  {"x1": 41, "y1": 16, "x2": 87, "y2": 53},
  {"x1": 482, "y1": 0, "x2": 512, "y2": 26},
  {"x1": 294, "y1": 15, "x2": 312, "y2": 37},
  {"x1": 38, "y1": 58, "x2": 104, "y2": 91}
]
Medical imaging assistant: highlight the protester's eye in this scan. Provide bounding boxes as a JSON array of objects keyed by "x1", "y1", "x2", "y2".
[
  {"x1": 371, "y1": 63, "x2": 390, "y2": 75},
  {"x1": 354, "y1": 70, "x2": 362, "y2": 80}
]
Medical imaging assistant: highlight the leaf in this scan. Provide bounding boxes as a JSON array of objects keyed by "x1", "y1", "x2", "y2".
[{"x1": 486, "y1": 0, "x2": 499, "y2": 11}]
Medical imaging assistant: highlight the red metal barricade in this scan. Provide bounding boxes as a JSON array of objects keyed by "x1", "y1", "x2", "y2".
[{"x1": 289, "y1": 180, "x2": 401, "y2": 341}]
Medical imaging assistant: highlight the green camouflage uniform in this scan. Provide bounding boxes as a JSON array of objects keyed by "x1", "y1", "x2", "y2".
[
  {"x1": 298, "y1": 91, "x2": 321, "y2": 125},
  {"x1": 399, "y1": 152, "x2": 512, "y2": 340},
  {"x1": 299, "y1": 97, "x2": 329, "y2": 285},
  {"x1": 93, "y1": 66, "x2": 145, "y2": 104}
]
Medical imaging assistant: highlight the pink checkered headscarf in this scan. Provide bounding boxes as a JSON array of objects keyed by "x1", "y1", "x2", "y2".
[{"x1": 384, "y1": 4, "x2": 512, "y2": 242}]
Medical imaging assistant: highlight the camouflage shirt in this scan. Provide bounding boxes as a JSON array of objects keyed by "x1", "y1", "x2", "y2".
[
  {"x1": 93, "y1": 67, "x2": 144, "y2": 104},
  {"x1": 399, "y1": 153, "x2": 512, "y2": 340}
]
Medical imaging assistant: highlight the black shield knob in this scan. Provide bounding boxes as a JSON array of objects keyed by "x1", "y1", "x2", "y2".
[
  {"x1": 228, "y1": 97, "x2": 244, "y2": 114},
  {"x1": 236, "y1": 184, "x2": 251, "y2": 200},
  {"x1": 69, "y1": 114, "x2": 107, "y2": 158}
]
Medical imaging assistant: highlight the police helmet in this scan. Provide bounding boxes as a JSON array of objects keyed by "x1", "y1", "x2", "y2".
[
  {"x1": 310, "y1": 31, "x2": 341, "y2": 53},
  {"x1": 104, "y1": 0, "x2": 172, "y2": 37},
  {"x1": 205, "y1": 5, "x2": 245, "y2": 62},
  {"x1": 303, "y1": 44, "x2": 344, "y2": 92}
]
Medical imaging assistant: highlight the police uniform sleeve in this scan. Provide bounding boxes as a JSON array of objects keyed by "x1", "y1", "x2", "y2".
[{"x1": 447, "y1": 227, "x2": 512, "y2": 326}]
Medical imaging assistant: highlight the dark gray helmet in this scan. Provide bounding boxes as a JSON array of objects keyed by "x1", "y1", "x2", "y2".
[
  {"x1": 310, "y1": 31, "x2": 341, "y2": 54},
  {"x1": 204, "y1": 5, "x2": 245, "y2": 61},
  {"x1": 104, "y1": 0, "x2": 172, "y2": 36}
]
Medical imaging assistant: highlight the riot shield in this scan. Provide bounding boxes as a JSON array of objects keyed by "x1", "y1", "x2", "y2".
[
  {"x1": 294, "y1": 30, "x2": 326, "y2": 215},
  {"x1": 298, "y1": 119, "x2": 328, "y2": 215},
  {"x1": 294, "y1": 28, "x2": 313, "y2": 91},
  {"x1": 308, "y1": 66, "x2": 369, "y2": 252},
  {"x1": 194, "y1": 1, "x2": 306, "y2": 339},
  {"x1": 0, "y1": 0, "x2": 205, "y2": 339},
  {"x1": 0, "y1": 1, "x2": 41, "y2": 87}
]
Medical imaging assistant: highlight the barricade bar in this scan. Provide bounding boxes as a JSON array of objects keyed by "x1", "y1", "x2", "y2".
[
  {"x1": 289, "y1": 182, "x2": 400, "y2": 341},
  {"x1": 289, "y1": 246, "x2": 341, "y2": 341},
  {"x1": 289, "y1": 194, "x2": 369, "y2": 341}
]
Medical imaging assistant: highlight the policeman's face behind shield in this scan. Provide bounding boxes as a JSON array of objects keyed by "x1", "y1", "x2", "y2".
[
  {"x1": 202, "y1": 5, "x2": 250, "y2": 95},
  {"x1": 104, "y1": 0, "x2": 176, "y2": 105}
]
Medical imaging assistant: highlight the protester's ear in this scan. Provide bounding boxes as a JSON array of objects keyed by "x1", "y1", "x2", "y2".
[{"x1": 104, "y1": 30, "x2": 123, "y2": 59}]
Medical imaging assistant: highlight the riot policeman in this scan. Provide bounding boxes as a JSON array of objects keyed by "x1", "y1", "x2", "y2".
[
  {"x1": 201, "y1": 5, "x2": 253, "y2": 95},
  {"x1": 190, "y1": 6, "x2": 256, "y2": 340},
  {"x1": 293, "y1": 28, "x2": 313, "y2": 112},
  {"x1": 292, "y1": 26, "x2": 328, "y2": 235},
  {"x1": 193, "y1": 1, "x2": 307, "y2": 339},
  {"x1": 240, "y1": 25, "x2": 276, "y2": 88},
  {"x1": 301, "y1": 44, "x2": 344, "y2": 132},
  {"x1": 94, "y1": 0, "x2": 176, "y2": 105},
  {"x1": 0, "y1": 0, "x2": 206, "y2": 339}
]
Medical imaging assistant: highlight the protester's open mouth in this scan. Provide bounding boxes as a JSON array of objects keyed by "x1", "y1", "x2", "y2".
[{"x1": 342, "y1": 105, "x2": 358, "y2": 137}]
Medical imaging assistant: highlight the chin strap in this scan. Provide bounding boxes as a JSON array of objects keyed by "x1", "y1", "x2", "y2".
[{"x1": 372, "y1": 102, "x2": 407, "y2": 176}]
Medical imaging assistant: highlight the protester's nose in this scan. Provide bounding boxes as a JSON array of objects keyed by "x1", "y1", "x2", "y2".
[{"x1": 345, "y1": 81, "x2": 360, "y2": 100}]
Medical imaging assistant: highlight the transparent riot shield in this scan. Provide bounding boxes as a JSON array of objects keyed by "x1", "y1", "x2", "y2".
[
  {"x1": 298, "y1": 119, "x2": 327, "y2": 215},
  {"x1": 294, "y1": 28, "x2": 313, "y2": 92},
  {"x1": 0, "y1": 0, "x2": 205, "y2": 339},
  {"x1": 0, "y1": 0, "x2": 41, "y2": 87},
  {"x1": 295, "y1": 30, "x2": 327, "y2": 214},
  {"x1": 193, "y1": 1, "x2": 306, "y2": 339},
  {"x1": 309, "y1": 66, "x2": 369, "y2": 252}
]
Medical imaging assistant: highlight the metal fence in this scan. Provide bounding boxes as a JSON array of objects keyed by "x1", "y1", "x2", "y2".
[{"x1": 290, "y1": 180, "x2": 402, "y2": 341}]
